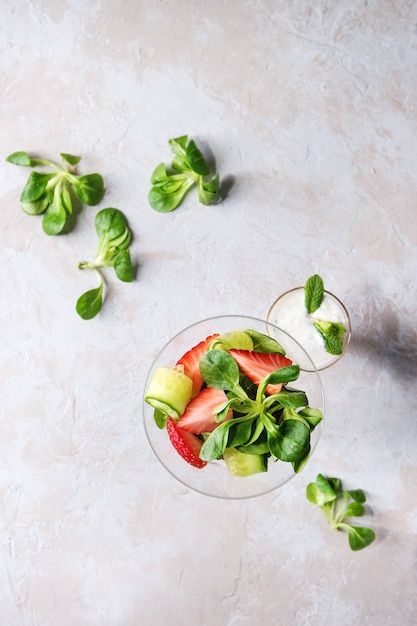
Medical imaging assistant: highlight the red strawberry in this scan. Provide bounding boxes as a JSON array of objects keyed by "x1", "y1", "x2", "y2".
[
  {"x1": 178, "y1": 387, "x2": 231, "y2": 434},
  {"x1": 176, "y1": 333, "x2": 219, "y2": 397},
  {"x1": 229, "y1": 349, "x2": 292, "y2": 395},
  {"x1": 166, "y1": 417, "x2": 207, "y2": 469}
]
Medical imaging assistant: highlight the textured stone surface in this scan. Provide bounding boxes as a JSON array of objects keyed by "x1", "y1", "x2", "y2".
[{"x1": 1, "y1": 1, "x2": 416, "y2": 624}]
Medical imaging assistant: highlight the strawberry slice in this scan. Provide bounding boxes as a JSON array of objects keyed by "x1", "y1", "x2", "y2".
[
  {"x1": 229, "y1": 349, "x2": 293, "y2": 395},
  {"x1": 178, "y1": 387, "x2": 231, "y2": 434},
  {"x1": 166, "y1": 417, "x2": 207, "y2": 469},
  {"x1": 176, "y1": 333, "x2": 219, "y2": 397}
]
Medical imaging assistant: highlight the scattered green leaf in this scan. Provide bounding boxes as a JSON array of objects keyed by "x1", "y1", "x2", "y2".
[
  {"x1": 306, "y1": 474, "x2": 376, "y2": 551},
  {"x1": 148, "y1": 135, "x2": 221, "y2": 212},
  {"x1": 77, "y1": 208, "x2": 134, "y2": 319},
  {"x1": 6, "y1": 151, "x2": 105, "y2": 234},
  {"x1": 76, "y1": 278, "x2": 104, "y2": 320}
]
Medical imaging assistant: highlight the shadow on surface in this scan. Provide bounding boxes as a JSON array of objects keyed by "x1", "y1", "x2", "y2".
[
  {"x1": 351, "y1": 296, "x2": 417, "y2": 385},
  {"x1": 220, "y1": 174, "x2": 235, "y2": 200}
]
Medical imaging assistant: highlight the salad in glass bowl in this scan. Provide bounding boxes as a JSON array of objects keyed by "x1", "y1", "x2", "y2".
[{"x1": 143, "y1": 315, "x2": 325, "y2": 499}]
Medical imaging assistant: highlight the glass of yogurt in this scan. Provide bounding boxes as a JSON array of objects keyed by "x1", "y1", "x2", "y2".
[{"x1": 266, "y1": 287, "x2": 352, "y2": 371}]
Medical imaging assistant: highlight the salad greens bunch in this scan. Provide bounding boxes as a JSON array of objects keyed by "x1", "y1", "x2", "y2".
[
  {"x1": 6, "y1": 151, "x2": 104, "y2": 235},
  {"x1": 306, "y1": 474, "x2": 376, "y2": 551},
  {"x1": 77, "y1": 208, "x2": 134, "y2": 319},
  {"x1": 304, "y1": 274, "x2": 347, "y2": 355},
  {"x1": 198, "y1": 331, "x2": 323, "y2": 472},
  {"x1": 148, "y1": 135, "x2": 221, "y2": 212}
]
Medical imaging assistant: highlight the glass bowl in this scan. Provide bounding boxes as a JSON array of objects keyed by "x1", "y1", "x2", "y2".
[
  {"x1": 143, "y1": 315, "x2": 325, "y2": 499},
  {"x1": 267, "y1": 288, "x2": 352, "y2": 372}
]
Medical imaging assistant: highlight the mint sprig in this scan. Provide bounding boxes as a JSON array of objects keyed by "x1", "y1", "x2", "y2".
[
  {"x1": 313, "y1": 320, "x2": 346, "y2": 355},
  {"x1": 304, "y1": 274, "x2": 324, "y2": 313},
  {"x1": 304, "y1": 274, "x2": 347, "y2": 356},
  {"x1": 306, "y1": 474, "x2": 376, "y2": 551}
]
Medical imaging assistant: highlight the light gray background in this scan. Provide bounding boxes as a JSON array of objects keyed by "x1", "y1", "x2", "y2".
[{"x1": 1, "y1": 1, "x2": 416, "y2": 624}]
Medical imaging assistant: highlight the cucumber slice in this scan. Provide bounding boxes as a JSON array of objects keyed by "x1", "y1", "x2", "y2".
[
  {"x1": 145, "y1": 367, "x2": 193, "y2": 418},
  {"x1": 223, "y1": 448, "x2": 267, "y2": 477},
  {"x1": 209, "y1": 331, "x2": 254, "y2": 351}
]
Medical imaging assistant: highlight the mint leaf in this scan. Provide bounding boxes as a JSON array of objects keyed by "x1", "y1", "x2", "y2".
[
  {"x1": 304, "y1": 274, "x2": 324, "y2": 313},
  {"x1": 313, "y1": 319, "x2": 346, "y2": 355}
]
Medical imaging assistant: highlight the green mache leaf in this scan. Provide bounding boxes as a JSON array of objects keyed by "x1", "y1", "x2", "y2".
[
  {"x1": 76, "y1": 284, "x2": 103, "y2": 320},
  {"x1": 292, "y1": 444, "x2": 311, "y2": 473},
  {"x1": 42, "y1": 201, "x2": 67, "y2": 235},
  {"x1": 20, "y1": 171, "x2": 54, "y2": 202},
  {"x1": 272, "y1": 390, "x2": 308, "y2": 409},
  {"x1": 60, "y1": 153, "x2": 81, "y2": 166},
  {"x1": 298, "y1": 407, "x2": 323, "y2": 428},
  {"x1": 21, "y1": 196, "x2": 50, "y2": 215},
  {"x1": 226, "y1": 418, "x2": 257, "y2": 449},
  {"x1": 346, "y1": 526, "x2": 376, "y2": 551},
  {"x1": 62, "y1": 183, "x2": 73, "y2": 214},
  {"x1": 238, "y1": 440, "x2": 270, "y2": 455},
  {"x1": 151, "y1": 173, "x2": 194, "y2": 195},
  {"x1": 6, "y1": 151, "x2": 33, "y2": 166},
  {"x1": 267, "y1": 419, "x2": 310, "y2": 462},
  {"x1": 148, "y1": 176, "x2": 196, "y2": 212},
  {"x1": 169, "y1": 136, "x2": 190, "y2": 172},
  {"x1": 108, "y1": 227, "x2": 131, "y2": 255},
  {"x1": 281, "y1": 408, "x2": 310, "y2": 430},
  {"x1": 150, "y1": 136, "x2": 221, "y2": 211},
  {"x1": 326, "y1": 476, "x2": 342, "y2": 492},
  {"x1": 305, "y1": 274, "x2": 324, "y2": 313},
  {"x1": 306, "y1": 483, "x2": 321, "y2": 505},
  {"x1": 186, "y1": 139, "x2": 210, "y2": 176},
  {"x1": 306, "y1": 481, "x2": 335, "y2": 506},
  {"x1": 95, "y1": 208, "x2": 128, "y2": 241},
  {"x1": 315, "y1": 473, "x2": 338, "y2": 502},
  {"x1": 264, "y1": 365, "x2": 300, "y2": 388},
  {"x1": 245, "y1": 329, "x2": 286, "y2": 355},
  {"x1": 150, "y1": 163, "x2": 170, "y2": 184},
  {"x1": 199, "y1": 350, "x2": 241, "y2": 392},
  {"x1": 214, "y1": 400, "x2": 233, "y2": 423},
  {"x1": 114, "y1": 249, "x2": 134, "y2": 282},
  {"x1": 343, "y1": 502, "x2": 365, "y2": 518},
  {"x1": 199, "y1": 420, "x2": 232, "y2": 461},
  {"x1": 238, "y1": 423, "x2": 269, "y2": 454},
  {"x1": 246, "y1": 417, "x2": 265, "y2": 446},
  {"x1": 154, "y1": 408, "x2": 167, "y2": 429},
  {"x1": 169, "y1": 135, "x2": 188, "y2": 156},
  {"x1": 73, "y1": 173, "x2": 105, "y2": 206},
  {"x1": 347, "y1": 489, "x2": 366, "y2": 503},
  {"x1": 198, "y1": 174, "x2": 221, "y2": 205}
]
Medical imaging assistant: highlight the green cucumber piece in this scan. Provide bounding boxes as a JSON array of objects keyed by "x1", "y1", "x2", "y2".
[
  {"x1": 209, "y1": 331, "x2": 254, "y2": 351},
  {"x1": 223, "y1": 448, "x2": 268, "y2": 477},
  {"x1": 145, "y1": 367, "x2": 193, "y2": 418}
]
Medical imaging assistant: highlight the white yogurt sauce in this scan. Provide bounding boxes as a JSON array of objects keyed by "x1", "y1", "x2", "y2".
[{"x1": 268, "y1": 289, "x2": 349, "y2": 370}]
